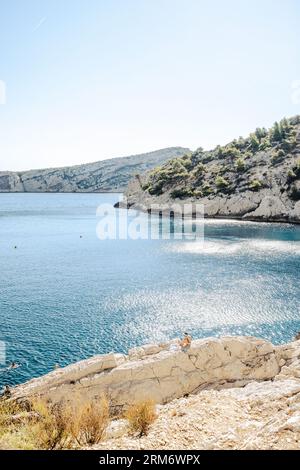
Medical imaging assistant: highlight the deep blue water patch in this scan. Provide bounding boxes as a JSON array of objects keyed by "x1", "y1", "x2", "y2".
[{"x1": 0, "y1": 193, "x2": 300, "y2": 387}]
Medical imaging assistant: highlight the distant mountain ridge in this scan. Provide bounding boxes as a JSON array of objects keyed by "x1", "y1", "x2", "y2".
[{"x1": 0, "y1": 147, "x2": 189, "y2": 193}]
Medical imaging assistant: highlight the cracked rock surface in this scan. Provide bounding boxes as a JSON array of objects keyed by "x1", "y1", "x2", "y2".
[
  {"x1": 10, "y1": 336, "x2": 299, "y2": 408},
  {"x1": 94, "y1": 377, "x2": 300, "y2": 450},
  {"x1": 10, "y1": 335, "x2": 300, "y2": 449}
]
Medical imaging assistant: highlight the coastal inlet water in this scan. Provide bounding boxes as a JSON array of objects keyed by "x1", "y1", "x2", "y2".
[{"x1": 0, "y1": 193, "x2": 300, "y2": 388}]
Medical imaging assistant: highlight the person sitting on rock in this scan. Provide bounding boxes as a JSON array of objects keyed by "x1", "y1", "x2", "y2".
[{"x1": 180, "y1": 332, "x2": 192, "y2": 352}]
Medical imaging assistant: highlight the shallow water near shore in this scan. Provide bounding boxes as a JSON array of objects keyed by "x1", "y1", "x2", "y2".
[{"x1": 0, "y1": 193, "x2": 300, "y2": 388}]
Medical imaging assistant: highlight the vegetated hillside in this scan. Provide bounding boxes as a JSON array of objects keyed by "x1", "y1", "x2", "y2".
[
  {"x1": 0, "y1": 147, "x2": 189, "y2": 193},
  {"x1": 125, "y1": 116, "x2": 300, "y2": 223}
]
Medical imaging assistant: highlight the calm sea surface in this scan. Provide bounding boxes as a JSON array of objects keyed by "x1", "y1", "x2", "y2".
[{"x1": 0, "y1": 193, "x2": 300, "y2": 388}]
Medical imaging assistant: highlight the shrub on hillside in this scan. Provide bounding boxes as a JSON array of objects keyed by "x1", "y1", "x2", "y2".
[
  {"x1": 287, "y1": 169, "x2": 297, "y2": 182},
  {"x1": 0, "y1": 396, "x2": 110, "y2": 450},
  {"x1": 125, "y1": 400, "x2": 157, "y2": 437},
  {"x1": 69, "y1": 396, "x2": 109, "y2": 446},
  {"x1": 254, "y1": 127, "x2": 268, "y2": 140},
  {"x1": 243, "y1": 151, "x2": 253, "y2": 160},
  {"x1": 295, "y1": 160, "x2": 300, "y2": 176},
  {"x1": 193, "y1": 189, "x2": 203, "y2": 198},
  {"x1": 281, "y1": 136, "x2": 297, "y2": 153},
  {"x1": 202, "y1": 183, "x2": 213, "y2": 196},
  {"x1": 271, "y1": 149, "x2": 286, "y2": 164},
  {"x1": 270, "y1": 118, "x2": 296, "y2": 144},
  {"x1": 249, "y1": 179, "x2": 262, "y2": 191},
  {"x1": 170, "y1": 187, "x2": 194, "y2": 199},
  {"x1": 215, "y1": 145, "x2": 240, "y2": 161},
  {"x1": 148, "y1": 181, "x2": 164, "y2": 195},
  {"x1": 258, "y1": 137, "x2": 271, "y2": 151},
  {"x1": 30, "y1": 399, "x2": 73, "y2": 450},
  {"x1": 192, "y1": 162, "x2": 205, "y2": 178},
  {"x1": 250, "y1": 133, "x2": 260, "y2": 151},
  {"x1": 215, "y1": 176, "x2": 229, "y2": 188},
  {"x1": 236, "y1": 157, "x2": 245, "y2": 172}
]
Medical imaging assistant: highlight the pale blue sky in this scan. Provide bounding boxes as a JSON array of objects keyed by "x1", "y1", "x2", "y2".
[{"x1": 0, "y1": 0, "x2": 299, "y2": 171}]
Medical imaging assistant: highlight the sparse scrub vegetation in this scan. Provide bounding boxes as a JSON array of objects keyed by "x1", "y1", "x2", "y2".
[
  {"x1": 220, "y1": 145, "x2": 241, "y2": 160},
  {"x1": 271, "y1": 149, "x2": 286, "y2": 164},
  {"x1": 140, "y1": 117, "x2": 299, "y2": 200},
  {"x1": 0, "y1": 396, "x2": 110, "y2": 450},
  {"x1": 201, "y1": 183, "x2": 213, "y2": 196},
  {"x1": 125, "y1": 399, "x2": 157, "y2": 437},
  {"x1": 170, "y1": 187, "x2": 194, "y2": 199},
  {"x1": 258, "y1": 137, "x2": 271, "y2": 151},
  {"x1": 29, "y1": 399, "x2": 73, "y2": 450},
  {"x1": 236, "y1": 157, "x2": 245, "y2": 172},
  {"x1": 293, "y1": 160, "x2": 300, "y2": 177},
  {"x1": 249, "y1": 179, "x2": 262, "y2": 191},
  {"x1": 287, "y1": 169, "x2": 297, "y2": 182},
  {"x1": 249, "y1": 133, "x2": 260, "y2": 151},
  {"x1": 215, "y1": 176, "x2": 229, "y2": 188},
  {"x1": 70, "y1": 397, "x2": 109, "y2": 446},
  {"x1": 192, "y1": 162, "x2": 205, "y2": 178}
]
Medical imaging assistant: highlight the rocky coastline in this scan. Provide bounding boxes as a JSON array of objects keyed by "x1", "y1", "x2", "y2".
[
  {"x1": 119, "y1": 116, "x2": 300, "y2": 225},
  {"x1": 10, "y1": 335, "x2": 300, "y2": 407},
  {"x1": 6, "y1": 335, "x2": 300, "y2": 449},
  {"x1": 118, "y1": 178, "x2": 300, "y2": 225}
]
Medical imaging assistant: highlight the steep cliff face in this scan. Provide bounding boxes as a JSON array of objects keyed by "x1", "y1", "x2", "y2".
[
  {"x1": 0, "y1": 147, "x2": 189, "y2": 193},
  {"x1": 123, "y1": 116, "x2": 300, "y2": 223}
]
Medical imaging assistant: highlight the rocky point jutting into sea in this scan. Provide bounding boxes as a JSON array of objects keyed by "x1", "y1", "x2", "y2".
[
  {"x1": 119, "y1": 116, "x2": 300, "y2": 224},
  {"x1": 7, "y1": 334, "x2": 300, "y2": 449}
]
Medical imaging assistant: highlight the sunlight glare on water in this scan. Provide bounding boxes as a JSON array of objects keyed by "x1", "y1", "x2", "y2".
[{"x1": 0, "y1": 193, "x2": 299, "y2": 387}]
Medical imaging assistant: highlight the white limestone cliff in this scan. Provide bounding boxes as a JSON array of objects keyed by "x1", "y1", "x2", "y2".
[{"x1": 10, "y1": 336, "x2": 300, "y2": 412}]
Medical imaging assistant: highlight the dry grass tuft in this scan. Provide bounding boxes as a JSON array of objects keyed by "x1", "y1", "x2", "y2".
[
  {"x1": 0, "y1": 398, "x2": 36, "y2": 450},
  {"x1": 0, "y1": 395, "x2": 110, "y2": 450},
  {"x1": 30, "y1": 399, "x2": 73, "y2": 450},
  {"x1": 0, "y1": 399, "x2": 22, "y2": 428},
  {"x1": 125, "y1": 399, "x2": 157, "y2": 437},
  {"x1": 69, "y1": 396, "x2": 109, "y2": 446}
]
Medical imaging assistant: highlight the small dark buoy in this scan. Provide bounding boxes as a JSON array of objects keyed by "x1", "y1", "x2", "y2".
[
  {"x1": 14, "y1": 246, "x2": 17, "y2": 249},
  {"x1": 80, "y1": 235, "x2": 83, "y2": 238}
]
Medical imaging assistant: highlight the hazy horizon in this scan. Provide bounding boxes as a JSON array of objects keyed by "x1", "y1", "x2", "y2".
[{"x1": 0, "y1": 0, "x2": 300, "y2": 171}]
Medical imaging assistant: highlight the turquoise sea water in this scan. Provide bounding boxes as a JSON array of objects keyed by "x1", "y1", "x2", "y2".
[{"x1": 0, "y1": 193, "x2": 300, "y2": 388}]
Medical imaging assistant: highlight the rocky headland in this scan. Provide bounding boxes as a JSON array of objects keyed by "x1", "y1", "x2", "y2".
[
  {"x1": 0, "y1": 147, "x2": 189, "y2": 193},
  {"x1": 121, "y1": 116, "x2": 300, "y2": 224},
  {"x1": 8, "y1": 335, "x2": 300, "y2": 449}
]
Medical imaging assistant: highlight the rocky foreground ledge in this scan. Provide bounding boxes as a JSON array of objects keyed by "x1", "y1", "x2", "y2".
[
  {"x1": 10, "y1": 336, "x2": 300, "y2": 404},
  {"x1": 10, "y1": 335, "x2": 300, "y2": 449}
]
